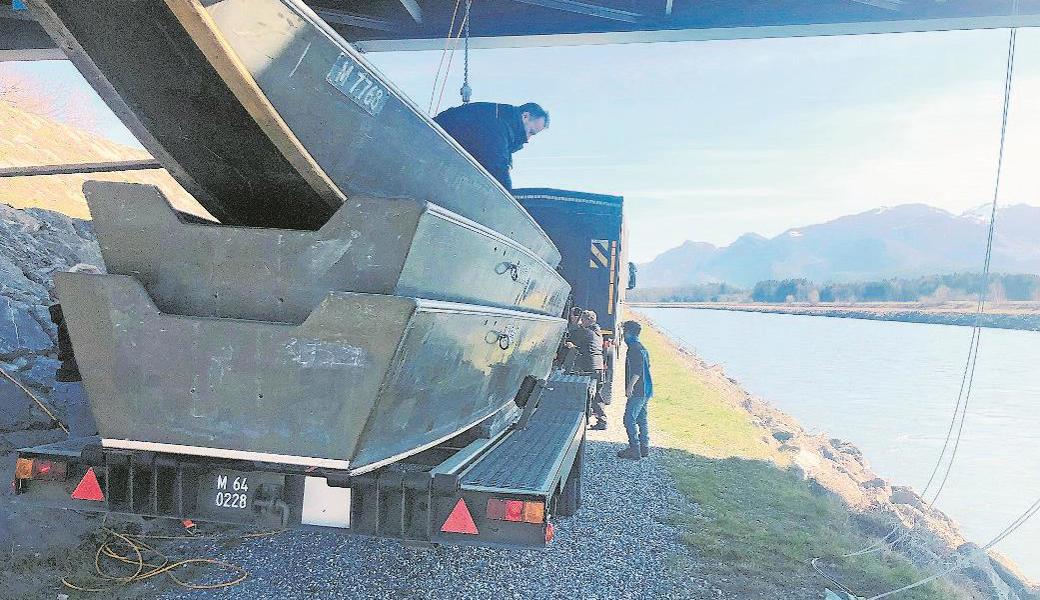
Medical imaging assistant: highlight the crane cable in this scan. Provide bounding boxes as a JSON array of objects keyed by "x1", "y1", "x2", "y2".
[
  {"x1": 433, "y1": 1, "x2": 473, "y2": 115},
  {"x1": 427, "y1": 0, "x2": 473, "y2": 116},
  {"x1": 814, "y1": 22, "x2": 1026, "y2": 599},
  {"x1": 917, "y1": 10, "x2": 1018, "y2": 511},
  {"x1": 864, "y1": 487, "x2": 1040, "y2": 600},
  {"x1": 841, "y1": 21, "x2": 1018, "y2": 560},
  {"x1": 427, "y1": 0, "x2": 464, "y2": 115},
  {"x1": 851, "y1": 18, "x2": 1020, "y2": 562}
]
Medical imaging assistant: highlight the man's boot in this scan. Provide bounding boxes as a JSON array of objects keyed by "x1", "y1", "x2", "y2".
[
  {"x1": 588, "y1": 420, "x2": 607, "y2": 431},
  {"x1": 617, "y1": 444, "x2": 641, "y2": 460},
  {"x1": 640, "y1": 442, "x2": 650, "y2": 458}
]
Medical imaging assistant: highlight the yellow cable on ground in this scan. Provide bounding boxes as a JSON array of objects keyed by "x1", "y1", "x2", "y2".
[
  {"x1": 61, "y1": 526, "x2": 283, "y2": 592},
  {"x1": 0, "y1": 364, "x2": 69, "y2": 434}
]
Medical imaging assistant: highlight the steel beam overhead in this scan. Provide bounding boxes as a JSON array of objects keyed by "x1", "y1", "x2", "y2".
[
  {"x1": 399, "y1": 0, "x2": 422, "y2": 23},
  {"x1": 4, "y1": 0, "x2": 1040, "y2": 57},
  {"x1": 0, "y1": 159, "x2": 162, "y2": 178},
  {"x1": 850, "y1": 0, "x2": 904, "y2": 11},
  {"x1": 310, "y1": 8, "x2": 399, "y2": 31},
  {"x1": 0, "y1": 48, "x2": 64, "y2": 60},
  {"x1": 510, "y1": 0, "x2": 641, "y2": 22},
  {"x1": 0, "y1": 5, "x2": 58, "y2": 60},
  {"x1": 356, "y1": 13, "x2": 1040, "y2": 51}
]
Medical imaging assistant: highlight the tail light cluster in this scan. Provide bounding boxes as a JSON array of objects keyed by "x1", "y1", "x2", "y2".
[
  {"x1": 14, "y1": 458, "x2": 105, "y2": 502},
  {"x1": 14, "y1": 457, "x2": 67, "y2": 482},
  {"x1": 486, "y1": 498, "x2": 544, "y2": 524}
]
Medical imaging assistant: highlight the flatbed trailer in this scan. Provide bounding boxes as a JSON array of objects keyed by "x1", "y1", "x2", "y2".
[{"x1": 14, "y1": 372, "x2": 589, "y2": 548}]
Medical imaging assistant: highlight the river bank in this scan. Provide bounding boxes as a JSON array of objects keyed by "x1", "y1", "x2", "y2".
[
  {"x1": 631, "y1": 301, "x2": 1040, "y2": 331},
  {"x1": 635, "y1": 313, "x2": 1040, "y2": 599}
]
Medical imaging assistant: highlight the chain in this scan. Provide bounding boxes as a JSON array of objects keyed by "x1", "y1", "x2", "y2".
[{"x1": 460, "y1": 0, "x2": 473, "y2": 103}]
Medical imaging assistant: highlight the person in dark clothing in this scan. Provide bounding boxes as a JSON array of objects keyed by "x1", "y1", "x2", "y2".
[
  {"x1": 566, "y1": 306, "x2": 583, "y2": 339},
  {"x1": 556, "y1": 305, "x2": 583, "y2": 370},
  {"x1": 618, "y1": 320, "x2": 654, "y2": 460},
  {"x1": 569, "y1": 310, "x2": 607, "y2": 430},
  {"x1": 433, "y1": 102, "x2": 549, "y2": 190},
  {"x1": 571, "y1": 311, "x2": 604, "y2": 374}
]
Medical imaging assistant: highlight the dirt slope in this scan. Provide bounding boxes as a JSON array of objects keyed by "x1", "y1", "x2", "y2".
[{"x1": 0, "y1": 101, "x2": 209, "y2": 219}]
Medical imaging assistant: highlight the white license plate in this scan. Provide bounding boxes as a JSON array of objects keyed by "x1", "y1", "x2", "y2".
[{"x1": 208, "y1": 471, "x2": 252, "y2": 511}]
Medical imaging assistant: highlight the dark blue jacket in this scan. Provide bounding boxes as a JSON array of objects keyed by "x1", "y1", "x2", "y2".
[
  {"x1": 625, "y1": 337, "x2": 653, "y2": 399},
  {"x1": 434, "y1": 102, "x2": 527, "y2": 190}
]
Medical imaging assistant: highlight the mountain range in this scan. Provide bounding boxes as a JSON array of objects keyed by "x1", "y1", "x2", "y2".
[{"x1": 638, "y1": 204, "x2": 1040, "y2": 288}]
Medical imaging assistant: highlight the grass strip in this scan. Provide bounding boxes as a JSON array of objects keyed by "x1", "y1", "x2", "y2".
[{"x1": 638, "y1": 321, "x2": 959, "y2": 599}]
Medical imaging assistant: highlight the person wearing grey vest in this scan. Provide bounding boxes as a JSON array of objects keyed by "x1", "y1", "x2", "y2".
[{"x1": 569, "y1": 310, "x2": 607, "y2": 429}]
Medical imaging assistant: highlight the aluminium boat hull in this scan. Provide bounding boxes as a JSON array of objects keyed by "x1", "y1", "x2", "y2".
[
  {"x1": 55, "y1": 273, "x2": 567, "y2": 473},
  {"x1": 84, "y1": 181, "x2": 569, "y2": 321},
  {"x1": 28, "y1": 0, "x2": 560, "y2": 266}
]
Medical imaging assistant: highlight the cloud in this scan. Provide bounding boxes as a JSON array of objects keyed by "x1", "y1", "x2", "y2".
[{"x1": 807, "y1": 74, "x2": 1040, "y2": 212}]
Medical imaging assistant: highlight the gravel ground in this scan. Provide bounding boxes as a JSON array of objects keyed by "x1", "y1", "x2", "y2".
[{"x1": 151, "y1": 398, "x2": 709, "y2": 600}]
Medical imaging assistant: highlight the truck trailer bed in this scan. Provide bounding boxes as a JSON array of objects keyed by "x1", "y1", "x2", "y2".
[
  {"x1": 14, "y1": 373, "x2": 590, "y2": 548},
  {"x1": 460, "y1": 374, "x2": 590, "y2": 495}
]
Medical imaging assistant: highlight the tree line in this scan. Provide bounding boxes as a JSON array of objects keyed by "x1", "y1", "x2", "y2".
[
  {"x1": 629, "y1": 273, "x2": 1040, "y2": 303},
  {"x1": 628, "y1": 282, "x2": 747, "y2": 303}
]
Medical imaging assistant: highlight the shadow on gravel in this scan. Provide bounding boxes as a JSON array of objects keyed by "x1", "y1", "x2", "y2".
[
  {"x1": 3, "y1": 438, "x2": 697, "y2": 600},
  {"x1": 0, "y1": 443, "x2": 960, "y2": 600},
  {"x1": 143, "y1": 438, "x2": 705, "y2": 600}
]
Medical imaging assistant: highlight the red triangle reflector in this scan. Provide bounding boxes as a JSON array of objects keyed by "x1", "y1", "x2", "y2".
[
  {"x1": 440, "y1": 498, "x2": 478, "y2": 535},
  {"x1": 71, "y1": 467, "x2": 104, "y2": 501}
]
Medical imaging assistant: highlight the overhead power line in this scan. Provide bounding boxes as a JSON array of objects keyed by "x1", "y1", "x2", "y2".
[{"x1": 817, "y1": 21, "x2": 1032, "y2": 600}]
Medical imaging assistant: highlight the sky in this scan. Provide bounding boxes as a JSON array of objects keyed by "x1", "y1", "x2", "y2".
[{"x1": 10, "y1": 26, "x2": 1040, "y2": 262}]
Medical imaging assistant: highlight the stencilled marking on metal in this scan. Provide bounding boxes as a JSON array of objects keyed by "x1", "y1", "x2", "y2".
[
  {"x1": 284, "y1": 338, "x2": 366, "y2": 368},
  {"x1": 326, "y1": 54, "x2": 389, "y2": 116}
]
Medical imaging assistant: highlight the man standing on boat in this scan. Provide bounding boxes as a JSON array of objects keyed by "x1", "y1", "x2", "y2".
[
  {"x1": 434, "y1": 102, "x2": 549, "y2": 191},
  {"x1": 618, "y1": 321, "x2": 653, "y2": 460}
]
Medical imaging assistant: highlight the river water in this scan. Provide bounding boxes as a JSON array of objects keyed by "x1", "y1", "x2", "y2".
[{"x1": 637, "y1": 307, "x2": 1040, "y2": 581}]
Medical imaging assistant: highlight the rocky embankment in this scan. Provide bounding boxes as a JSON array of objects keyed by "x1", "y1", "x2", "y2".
[
  {"x1": 634, "y1": 302, "x2": 1040, "y2": 331},
  {"x1": 0, "y1": 203, "x2": 102, "y2": 443},
  {"x1": 647, "y1": 323, "x2": 1040, "y2": 600},
  {"x1": 0, "y1": 203, "x2": 107, "y2": 595}
]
